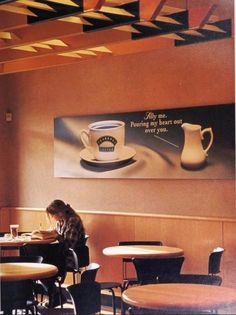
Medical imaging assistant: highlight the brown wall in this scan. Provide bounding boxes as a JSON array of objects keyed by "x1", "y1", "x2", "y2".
[
  {"x1": 1, "y1": 208, "x2": 236, "y2": 289},
  {"x1": 0, "y1": 78, "x2": 11, "y2": 206},
  {"x1": 0, "y1": 35, "x2": 235, "y2": 289},
  {"x1": 0, "y1": 37, "x2": 235, "y2": 217}
]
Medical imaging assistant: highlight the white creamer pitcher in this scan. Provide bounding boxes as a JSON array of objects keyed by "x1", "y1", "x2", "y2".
[{"x1": 181, "y1": 123, "x2": 214, "y2": 169}]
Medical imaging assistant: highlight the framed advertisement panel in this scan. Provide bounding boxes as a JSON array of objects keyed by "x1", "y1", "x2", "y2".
[{"x1": 54, "y1": 103, "x2": 234, "y2": 179}]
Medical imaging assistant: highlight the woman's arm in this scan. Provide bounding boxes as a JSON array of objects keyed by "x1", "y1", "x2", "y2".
[{"x1": 62, "y1": 217, "x2": 85, "y2": 252}]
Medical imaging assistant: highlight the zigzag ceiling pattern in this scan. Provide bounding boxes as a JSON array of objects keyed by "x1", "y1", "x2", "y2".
[{"x1": 0, "y1": 0, "x2": 233, "y2": 75}]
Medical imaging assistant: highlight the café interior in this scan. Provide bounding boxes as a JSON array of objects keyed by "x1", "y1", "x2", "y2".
[{"x1": 0, "y1": 0, "x2": 235, "y2": 314}]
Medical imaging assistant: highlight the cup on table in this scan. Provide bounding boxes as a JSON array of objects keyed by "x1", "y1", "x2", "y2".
[
  {"x1": 10, "y1": 224, "x2": 19, "y2": 238},
  {"x1": 80, "y1": 120, "x2": 125, "y2": 161}
]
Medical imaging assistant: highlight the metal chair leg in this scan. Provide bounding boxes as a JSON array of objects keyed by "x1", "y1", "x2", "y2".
[{"x1": 109, "y1": 288, "x2": 116, "y2": 315}]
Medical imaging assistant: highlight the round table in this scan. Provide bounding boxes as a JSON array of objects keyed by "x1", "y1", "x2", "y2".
[
  {"x1": 103, "y1": 245, "x2": 184, "y2": 258},
  {"x1": 122, "y1": 283, "x2": 236, "y2": 313},
  {"x1": 0, "y1": 238, "x2": 56, "y2": 247},
  {"x1": 0, "y1": 262, "x2": 58, "y2": 281}
]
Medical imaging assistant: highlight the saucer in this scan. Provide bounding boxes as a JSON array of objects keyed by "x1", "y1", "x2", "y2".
[{"x1": 80, "y1": 146, "x2": 136, "y2": 166}]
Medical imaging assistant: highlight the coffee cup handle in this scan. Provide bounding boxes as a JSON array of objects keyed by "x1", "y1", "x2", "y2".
[{"x1": 80, "y1": 129, "x2": 90, "y2": 149}]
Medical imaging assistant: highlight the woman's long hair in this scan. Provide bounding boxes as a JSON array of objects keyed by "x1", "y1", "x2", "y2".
[{"x1": 46, "y1": 199, "x2": 79, "y2": 220}]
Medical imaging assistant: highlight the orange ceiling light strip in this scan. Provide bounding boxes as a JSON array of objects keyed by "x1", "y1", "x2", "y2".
[
  {"x1": 75, "y1": 49, "x2": 97, "y2": 55},
  {"x1": 59, "y1": 16, "x2": 93, "y2": 25},
  {"x1": 106, "y1": 0, "x2": 137, "y2": 5},
  {"x1": 179, "y1": 29, "x2": 204, "y2": 37},
  {"x1": 57, "y1": 45, "x2": 112, "y2": 58},
  {"x1": 115, "y1": 25, "x2": 141, "y2": 33},
  {"x1": 0, "y1": 31, "x2": 12, "y2": 40},
  {"x1": 155, "y1": 15, "x2": 183, "y2": 25},
  {"x1": 136, "y1": 21, "x2": 161, "y2": 29},
  {"x1": 31, "y1": 43, "x2": 53, "y2": 49},
  {"x1": 58, "y1": 52, "x2": 82, "y2": 58},
  {"x1": 40, "y1": 39, "x2": 68, "y2": 47},
  {"x1": 0, "y1": 4, "x2": 37, "y2": 16},
  {"x1": 45, "y1": 0, "x2": 80, "y2": 7},
  {"x1": 160, "y1": 5, "x2": 186, "y2": 15},
  {"x1": 160, "y1": 33, "x2": 185, "y2": 40},
  {"x1": 11, "y1": 45, "x2": 38, "y2": 52},
  {"x1": 16, "y1": 0, "x2": 55, "y2": 11},
  {"x1": 11, "y1": 39, "x2": 68, "y2": 52},
  {"x1": 99, "y1": 6, "x2": 136, "y2": 17},
  {"x1": 88, "y1": 46, "x2": 112, "y2": 53},
  {"x1": 202, "y1": 24, "x2": 226, "y2": 33},
  {"x1": 81, "y1": 11, "x2": 112, "y2": 21}
]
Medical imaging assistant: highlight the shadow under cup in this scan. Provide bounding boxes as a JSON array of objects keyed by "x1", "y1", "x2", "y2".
[{"x1": 80, "y1": 120, "x2": 125, "y2": 161}]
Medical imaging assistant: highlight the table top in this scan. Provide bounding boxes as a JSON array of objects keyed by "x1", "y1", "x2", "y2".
[
  {"x1": 0, "y1": 237, "x2": 56, "y2": 247},
  {"x1": 103, "y1": 245, "x2": 184, "y2": 258},
  {"x1": 122, "y1": 284, "x2": 236, "y2": 312},
  {"x1": 0, "y1": 262, "x2": 58, "y2": 281}
]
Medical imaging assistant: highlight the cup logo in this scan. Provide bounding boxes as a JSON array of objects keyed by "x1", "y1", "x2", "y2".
[
  {"x1": 80, "y1": 120, "x2": 125, "y2": 161},
  {"x1": 97, "y1": 135, "x2": 117, "y2": 152}
]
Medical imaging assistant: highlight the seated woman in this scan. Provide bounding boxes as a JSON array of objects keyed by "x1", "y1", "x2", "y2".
[
  {"x1": 46, "y1": 199, "x2": 86, "y2": 271},
  {"x1": 29, "y1": 200, "x2": 86, "y2": 307}
]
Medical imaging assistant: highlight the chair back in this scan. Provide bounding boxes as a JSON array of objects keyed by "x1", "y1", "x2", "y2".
[
  {"x1": 68, "y1": 245, "x2": 90, "y2": 271},
  {"x1": 67, "y1": 282, "x2": 101, "y2": 315},
  {"x1": 208, "y1": 247, "x2": 224, "y2": 275},
  {"x1": 21, "y1": 243, "x2": 66, "y2": 278},
  {"x1": 0, "y1": 255, "x2": 43, "y2": 263},
  {"x1": 81, "y1": 262, "x2": 100, "y2": 283},
  {"x1": 119, "y1": 240, "x2": 163, "y2": 246},
  {"x1": 133, "y1": 256, "x2": 185, "y2": 285},
  {"x1": 159, "y1": 274, "x2": 222, "y2": 286}
]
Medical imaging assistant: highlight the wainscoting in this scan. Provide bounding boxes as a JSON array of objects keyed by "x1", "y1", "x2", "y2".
[{"x1": 1, "y1": 207, "x2": 236, "y2": 289}]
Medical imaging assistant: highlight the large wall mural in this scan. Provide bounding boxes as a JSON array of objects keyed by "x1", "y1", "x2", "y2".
[{"x1": 54, "y1": 104, "x2": 235, "y2": 179}]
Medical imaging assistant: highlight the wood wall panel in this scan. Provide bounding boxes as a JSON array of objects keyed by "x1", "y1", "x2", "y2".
[
  {"x1": 10, "y1": 209, "x2": 52, "y2": 231},
  {"x1": 223, "y1": 222, "x2": 236, "y2": 288},
  {"x1": 134, "y1": 216, "x2": 223, "y2": 273},
  {"x1": 0, "y1": 208, "x2": 235, "y2": 288},
  {"x1": 0, "y1": 208, "x2": 10, "y2": 232}
]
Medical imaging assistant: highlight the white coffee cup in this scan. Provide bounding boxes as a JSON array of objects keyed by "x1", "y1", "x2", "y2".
[
  {"x1": 80, "y1": 120, "x2": 125, "y2": 161},
  {"x1": 10, "y1": 224, "x2": 19, "y2": 238}
]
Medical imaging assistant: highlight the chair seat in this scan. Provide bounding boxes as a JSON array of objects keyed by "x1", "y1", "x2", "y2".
[
  {"x1": 100, "y1": 282, "x2": 121, "y2": 290},
  {"x1": 42, "y1": 308, "x2": 74, "y2": 315},
  {"x1": 100, "y1": 282, "x2": 122, "y2": 315},
  {"x1": 160, "y1": 274, "x2": 222, "y2": 286},
  {"x1": 123, "y1": 277, "x2": 138, "y2": 290}
]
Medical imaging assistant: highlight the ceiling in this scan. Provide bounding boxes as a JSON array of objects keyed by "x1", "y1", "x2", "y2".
[{"x1": 0, "y1": 0, "x2": 234, "y2": 75}]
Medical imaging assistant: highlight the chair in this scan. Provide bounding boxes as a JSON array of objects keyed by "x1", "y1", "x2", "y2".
[
  {"x1": 160, "y1": 273, "x2": 222, "y2": 286},
  {"x1": 0, "y1": 255, "x2": 43, "y2": 315},
  {"x1": 42, "y1": 282, "x2": 101, "y2": 315},
  {"x1": 68, "y1": 282, "x2": 101, "y2": 315},
  {"x1": 0, "y1": 255, "x2": 43, "y2": 263},
  {"x1": 67, "y1": 245, "x2": 90, "y2": 284},
  {"x1": 80, "y1": 262, "x2": 100, "y2": 283},
  {"x1": 99, "y1": 281, "x2": 122, "y2": 315},
  {"x1": 21, "y1": 242, "x2": 67, "y2": 308},
  {"x1": 81, "y1": 262, "x2": 121, "y2": 315},
  {"x1": 126, "y1": 257, "x2": 184, "y2": 315},
  {"x1": 119, "y1": 241, "x2": 163, "y2": 289},
  {"x1": 209, "y1": 247, "x2": 224, "y2": 276},
  {"x1": 160, "y1": 247, "x2": 224, "y2": 286},
  {"x1": 1, "y1": 280, "x2": 38, "y2": 315},
  {"x1": 132, "y1": 256, "x2": 185, "y2": 285}
]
